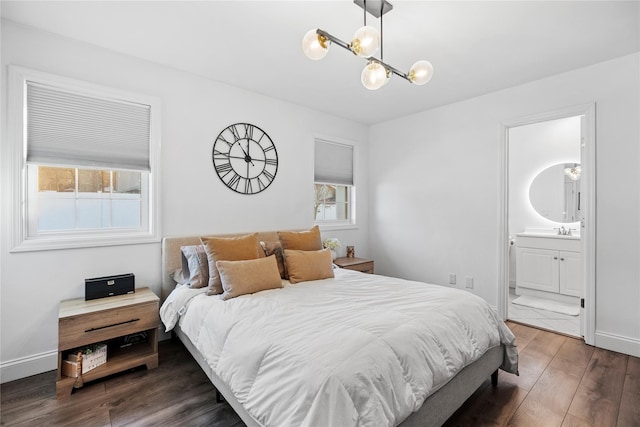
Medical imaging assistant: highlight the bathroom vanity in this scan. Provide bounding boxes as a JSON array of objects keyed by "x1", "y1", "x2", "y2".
[{"x1": 515, "y1": 232, "x2": 581, "y2": 304}]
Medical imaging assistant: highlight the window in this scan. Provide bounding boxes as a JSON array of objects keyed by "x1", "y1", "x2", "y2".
[
  {"x1": 28, "y1": 166, "x2": 144, "y2": 231},
  {"x1": 314, "y1": 139, "x2": 355, "y2": 226},
  {"x1": 9, "y1": 66, "x2": 161, "y2": 251}
]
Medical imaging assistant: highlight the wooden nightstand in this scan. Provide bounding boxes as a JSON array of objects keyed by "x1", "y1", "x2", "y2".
[
  {"x1": 334, "y1": 257, "x2": 374, "y2": 274},
  {"x1": 56, "y1": 287, "x2": 159, "y2": 398}
]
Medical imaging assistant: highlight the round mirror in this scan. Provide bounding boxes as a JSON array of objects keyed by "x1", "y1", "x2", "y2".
[{"x1": 529, "y1": 163, "x2": 581, "y2": 223}]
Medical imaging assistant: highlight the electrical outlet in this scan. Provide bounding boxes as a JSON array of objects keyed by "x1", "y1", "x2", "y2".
[
  {"x1": 449, "y1": 273, "x2": 456, "y2": 285},
  {"x1": 465, "y1": 276, "x2": 474, "y2": 289}
]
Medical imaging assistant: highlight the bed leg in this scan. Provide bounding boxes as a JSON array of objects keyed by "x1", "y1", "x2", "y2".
[
  {"x1": 491, "y1": 370, "x2": 498, "y2": 387},
  {"x1": 216, "y1": 389, "x2": 225, "y2": 403}
]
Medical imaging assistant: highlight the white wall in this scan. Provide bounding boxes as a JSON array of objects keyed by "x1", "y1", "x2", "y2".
[
  {"x1": 369, "y1": 53, "x2": 640, "y2": 356},
  {"x1": 0, "y1": 21, "x2": 369, "y2": 382}
]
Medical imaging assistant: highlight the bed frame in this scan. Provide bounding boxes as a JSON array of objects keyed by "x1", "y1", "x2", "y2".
[{"x1": 161, "y1": 232, "x2": 504, "y2": 427}]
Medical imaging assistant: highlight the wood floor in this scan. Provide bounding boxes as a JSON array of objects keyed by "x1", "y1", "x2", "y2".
[
  {"x1": 444, "y1": 322, "x2": 639, "y2": 426},
  {"x1": 1, "y1": 322, "x2": 638, "y2": 426}
]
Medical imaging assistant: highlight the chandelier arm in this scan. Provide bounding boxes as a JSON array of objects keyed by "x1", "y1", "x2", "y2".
[
  {"x1": 316, "y1": 29, "x2": 352, "y2": 51},
  {"x1": 363, "y1": 0, "x2": 367, "y2": 26},
  {"x1": 369, "y1": 58, "x2": 411, "y2": 82},
  {"x1": 380, "y1": 2, "x2": 383, "y2": 61}
]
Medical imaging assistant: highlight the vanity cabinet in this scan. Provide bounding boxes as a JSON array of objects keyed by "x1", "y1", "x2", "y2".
[
  {"x1": 558, "y1": 251, "x2": 581, "y2": 296},
  {"x1": 516, "y1": 234, "x2": 581, "y2": 300}
]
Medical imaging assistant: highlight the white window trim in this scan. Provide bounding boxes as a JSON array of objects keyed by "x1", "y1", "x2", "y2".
[
  {"x1": 8, "y1": 65, "x2": 162, "y2": 252},
  {"x1": 313, "y1": 135, "x2": 358, "y2": 231}
]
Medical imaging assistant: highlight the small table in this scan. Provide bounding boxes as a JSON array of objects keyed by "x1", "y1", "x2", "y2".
[
  {"x1": 334, "y1": 257, "x2": 374, "y2": 274},
  {"x1": 56, "y1": 288, "x2": 159, "y2": 398}
]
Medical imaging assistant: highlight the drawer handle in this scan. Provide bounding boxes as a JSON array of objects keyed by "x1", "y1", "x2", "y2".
[{"x1": 85, "y1": 318, "x2": 139, "y2": 333}]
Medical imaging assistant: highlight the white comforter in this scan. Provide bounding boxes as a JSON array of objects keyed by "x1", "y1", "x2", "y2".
[{"x1": 161, "y1": 269, "x2": 518, "y2": 427}]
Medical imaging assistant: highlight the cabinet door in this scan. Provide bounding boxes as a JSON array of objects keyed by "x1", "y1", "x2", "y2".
[
  {"x1": 559, "y1": 251, "x2": 582, "y2": 297},
  {"x1": 516, "y1": 247, "x2": 559, "y2": 292}
]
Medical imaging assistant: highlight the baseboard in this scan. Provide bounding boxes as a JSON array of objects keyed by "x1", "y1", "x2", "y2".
[
  {"x1": 0, "y1": 350, "x2": 57, "y2": 384},
  {"x1": 595, "y1": 331, "x2": 640, "y2": 357}
]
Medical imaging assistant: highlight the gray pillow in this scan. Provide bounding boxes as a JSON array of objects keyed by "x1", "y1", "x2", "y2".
[{"x1": 180, "y1": 245, "x2": 209, "y2": 288}]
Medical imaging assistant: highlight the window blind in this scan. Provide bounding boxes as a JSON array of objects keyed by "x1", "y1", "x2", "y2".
[
  {"x1": 26, "y1": 82, "x2": 151, "y2": 171},
  {"x1": 314, "y1": 140, "x2": 353, "y2": 185}
]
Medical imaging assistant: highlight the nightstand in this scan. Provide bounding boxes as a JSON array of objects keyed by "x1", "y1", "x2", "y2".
[
  {"x1": 334, "y1": 257, "x2": 374, "y2": 274},
  {"x1": 56, "y1": 287, "x2": 159, "y2": 398}
]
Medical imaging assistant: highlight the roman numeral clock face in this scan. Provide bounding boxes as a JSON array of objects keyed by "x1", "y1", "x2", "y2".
[{"x1": 212, "y1": 123, "x2": 278, "y2": 194}]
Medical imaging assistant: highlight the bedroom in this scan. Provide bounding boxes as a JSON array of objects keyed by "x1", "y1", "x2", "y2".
[{"x1": 0, "y1": 1, "x2": 638, "y2": 426}]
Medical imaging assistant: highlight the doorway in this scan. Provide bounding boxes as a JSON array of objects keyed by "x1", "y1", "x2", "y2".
[{"x1": 499, "y1": 104, "x2": 595, "y2": 345}]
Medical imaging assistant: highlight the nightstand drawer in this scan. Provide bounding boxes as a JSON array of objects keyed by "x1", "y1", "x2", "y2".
[
  {"x1": 59, "y1": 301, "x2": 157, "y2": 350},
  {"x1": 334, "y1": 257, "x2": 375, "y2": 274},
  {"x1": 347, "y1": 261, "x2": 374, "y2": 274}
]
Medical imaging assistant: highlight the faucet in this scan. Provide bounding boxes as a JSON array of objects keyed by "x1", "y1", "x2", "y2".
[{"x1": 553, "y1": 226, "x2": 578, "y2": 236}]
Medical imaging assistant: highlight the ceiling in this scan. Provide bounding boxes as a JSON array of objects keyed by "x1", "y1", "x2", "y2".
[{"x1": 2, "y1": 1, "x2": 639, "y2": 125}]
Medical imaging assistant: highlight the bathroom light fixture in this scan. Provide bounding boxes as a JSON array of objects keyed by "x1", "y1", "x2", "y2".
[
  {"x1": 564, "y1": 164, "x2": 582, "y2": 181},
  {"x1": 302, "y1": 0, "x2": 434, "y2": 90}
]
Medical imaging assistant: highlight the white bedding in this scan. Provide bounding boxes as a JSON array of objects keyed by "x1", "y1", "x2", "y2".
[{"x1": 161, "y1": 269, "x2": 518, "y2": 427}]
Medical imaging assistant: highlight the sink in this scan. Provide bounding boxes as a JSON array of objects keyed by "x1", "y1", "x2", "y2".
[
  {"x1": 516, "y1": 232, "x2": 580, "y2": 240},
  {"x1": 516, "y1": 228, "x2": 580, "y2": 239}
]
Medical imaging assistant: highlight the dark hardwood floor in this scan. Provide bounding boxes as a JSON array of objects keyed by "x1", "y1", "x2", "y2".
[{"x1": 1, "y1": 322, "x2": 638, "y2": 426}]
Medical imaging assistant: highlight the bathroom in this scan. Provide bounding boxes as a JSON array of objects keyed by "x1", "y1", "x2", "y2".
[{"x1": 508, "y1": 115, "x2": 583, "y2": 337}]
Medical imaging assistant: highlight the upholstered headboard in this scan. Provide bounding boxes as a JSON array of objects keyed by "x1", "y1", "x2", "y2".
[{"x1": 161, "y1": 231, "x2": 281, "y2": 301}]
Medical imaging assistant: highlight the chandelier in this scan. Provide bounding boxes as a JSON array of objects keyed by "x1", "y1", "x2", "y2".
[{"x1": 302, "y1": 0, "x2": 433, "y2": 90}]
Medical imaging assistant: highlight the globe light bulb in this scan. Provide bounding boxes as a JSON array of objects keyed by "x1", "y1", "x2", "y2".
[
  {"x1": 351, "y1": 25, "x2": 380, "y2": 58},
  {"x1": 408, "y1": 60, "x2": 434, "y2": 85},
  {"x1": 361, "y1": 62, "x2": 389, "y2": 90},
  {"x1": 302, "y1": 29, "x2": 330, "y2": 60}
]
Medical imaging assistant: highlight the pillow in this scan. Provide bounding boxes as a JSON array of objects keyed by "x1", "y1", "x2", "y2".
[
  {"x1": 201, "y1": 233, "x2": 263, "y2": 295},
  {"x1": 261, "y1": 241, "x2": 288, "y2": 279},
  {"x1": 217, "y1": 255, "x2": 283, "y2": 300},
  {"x1": 180, "y1": 245, "x2": 209, "y2": 288},
  {"x1": 170, "y1": 268, "x2": 188, "y2": 286},
  {"x1": 284, "y1": 248, "x2": 334, "y2": 284},
  {"x1": 278, "y1": 225, "x2": 322, "y2": 251}
]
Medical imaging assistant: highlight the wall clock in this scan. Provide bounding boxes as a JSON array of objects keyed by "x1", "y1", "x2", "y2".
[{"x1": 212, "y1": 123, "x2": 278, "y2": 195}]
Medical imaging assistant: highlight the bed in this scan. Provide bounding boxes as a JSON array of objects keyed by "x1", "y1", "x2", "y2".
[{"x1": 160, "y1": 231, "x2": 518, "y2": 427}]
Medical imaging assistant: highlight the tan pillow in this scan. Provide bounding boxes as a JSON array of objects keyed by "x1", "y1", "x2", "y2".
[
  {"x1": 201, "y1": 233, "x2": 263, "y2": 295},
  {"x1": 284, "y1": 249, "x2": 335, "y2": 284},
  {"x1": 278, "y1": 225, "x2": 322, "y2": 251},
  {"x1": 261, "y1": 241, "x2": 288, "y2": 279},
  {"x1": 217, "y1": 256, "x2": 283, "y2": 300}
]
